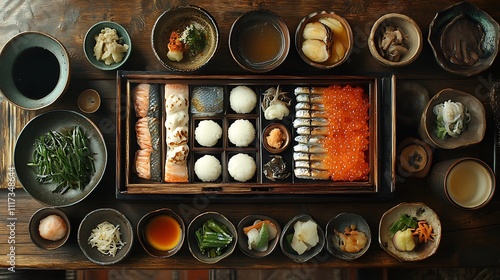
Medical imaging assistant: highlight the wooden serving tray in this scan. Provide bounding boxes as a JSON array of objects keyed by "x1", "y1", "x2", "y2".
[{"x1": 116, "y1": 72, "x2": 396, "y2": 199}]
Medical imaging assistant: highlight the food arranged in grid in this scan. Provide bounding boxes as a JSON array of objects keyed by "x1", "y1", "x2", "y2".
[{"x1": 129, "y1": 80, "x2": 373, "y2": 187}]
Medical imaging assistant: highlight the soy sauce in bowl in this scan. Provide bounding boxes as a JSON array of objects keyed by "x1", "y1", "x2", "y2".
[{"x1": 12, "y1": 47, "x2": 60, "y2": 100}]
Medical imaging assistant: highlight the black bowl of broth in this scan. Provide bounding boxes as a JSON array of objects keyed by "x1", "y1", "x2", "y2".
[{"x1": 0, "y1": 32, "x2": 70, "y2": 110}]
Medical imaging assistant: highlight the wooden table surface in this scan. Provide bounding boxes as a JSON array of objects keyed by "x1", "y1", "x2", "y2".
[{"x1": 1, "y1": 0, "x2": 500, "y2": 271}]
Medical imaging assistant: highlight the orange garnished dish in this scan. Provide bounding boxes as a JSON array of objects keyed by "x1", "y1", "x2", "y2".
[{"x1": 293, "y1": 85, "x2": 370, "y2": 181}]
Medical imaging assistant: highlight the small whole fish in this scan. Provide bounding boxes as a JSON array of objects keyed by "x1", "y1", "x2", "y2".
[
  {"x1": 294, "y1": 135, "x2": 325, "y2": 145},
  {"x1": 294, "y1": 168, "x2": 330, "y2": 180},
  {"x1": 294, "y1": 160, "x2": 328, "y2": 170},
  {"x1": 294, "y1": 87, "x2": 311, "y2": 95},
  {"x1": 293, "y1": 144, "x2": 327, "y2": 154},
  {"x1": 295, "y1": 110, "x2": 328, "y2": 119},
  {"x1": 293, "y1": 152, "x2": 328, "y2": 161},
  {"x1": 296, "y1": 126, "x2": 329, "y2": 136},
  {"x1": 296, "y1": 94, "x2": 323, "y2": 104},
  {"x1": 293, "y1": 117, "x2": 329, "y2": 128}
]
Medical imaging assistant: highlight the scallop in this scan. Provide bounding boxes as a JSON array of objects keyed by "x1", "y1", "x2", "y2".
[
  {"x1": 303, "y1": 22, "x2": 330, "y2": 41},
  {"x1": 302, "y1": 39, "x2": 331, "y2": 63}
]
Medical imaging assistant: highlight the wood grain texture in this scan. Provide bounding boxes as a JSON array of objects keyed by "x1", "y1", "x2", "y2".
[{"x1": 0, "y1": 0, "x2": 499, "y2": 270}]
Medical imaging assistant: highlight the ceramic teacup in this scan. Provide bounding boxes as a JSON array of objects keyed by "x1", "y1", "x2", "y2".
[{"x1": 429, "y1": 157, "x2": 495, "y2": 210}]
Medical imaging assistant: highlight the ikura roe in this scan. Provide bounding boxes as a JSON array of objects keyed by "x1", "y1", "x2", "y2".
[{"x1": 323, "y1": 85, "x2": 370, "y2": 181}]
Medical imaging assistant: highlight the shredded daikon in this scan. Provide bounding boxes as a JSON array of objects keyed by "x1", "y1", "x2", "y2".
[{"x1": 88, "y1": 221, "x2": 125, "y2": 257}]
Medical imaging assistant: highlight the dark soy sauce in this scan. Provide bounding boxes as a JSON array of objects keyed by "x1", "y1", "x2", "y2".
[{"x1": 12, "y1": 47, "x2": 60, "y2": 99}]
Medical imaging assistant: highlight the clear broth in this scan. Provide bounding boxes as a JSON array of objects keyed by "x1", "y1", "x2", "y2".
[{"x1": 238, "y1": 22, "x2": 283, "y2": 64}]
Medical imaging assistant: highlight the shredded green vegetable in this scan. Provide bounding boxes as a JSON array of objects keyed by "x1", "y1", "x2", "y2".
[
  {"x1": 27, "y1": 126, "x2": 96, "y2": 194},
  {"x1": 195, "y1": 219, "x2": 233, "y2": 258}
]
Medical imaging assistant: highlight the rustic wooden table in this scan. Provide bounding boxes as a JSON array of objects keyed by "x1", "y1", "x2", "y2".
[{"x1": 1, "y1": 0, "x2": 500, "y2": 271}]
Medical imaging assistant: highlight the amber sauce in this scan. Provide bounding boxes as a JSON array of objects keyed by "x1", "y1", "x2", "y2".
[
  {"x1": 238, "y1": 21, "x2": 282, "y2": 64},
  {"x1": 145, "y1": 215, "x2": 182, "y2": 251}
]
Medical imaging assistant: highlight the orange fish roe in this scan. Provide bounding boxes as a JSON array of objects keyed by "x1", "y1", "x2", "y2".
[{"x1": 322, "y1": 85, "x2": 370, "y2": 181}]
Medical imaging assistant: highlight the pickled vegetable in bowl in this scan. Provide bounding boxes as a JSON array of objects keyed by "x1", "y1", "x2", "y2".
[{"x1": 379, "y1": 202, "x2": 441, "y2": 261}]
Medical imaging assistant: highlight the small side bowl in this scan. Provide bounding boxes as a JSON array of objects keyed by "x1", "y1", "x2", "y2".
[
  {"x1": 368, "y1": 13, "x2": 422, "y2": 67},
  {"x1": 229, "y1": 10, "x2": 290, "y2": 73},
  {"x1": 237, "y1": 215, "x2": 282, "y2": 258},
  {"x1": 295, "y1": 11, "x2": 353, "y2": 69},
  {"x1": 280, "y1": 214, "x2": 325, "y2": 263},
  {"x1": 151, "y1": 5, "x2": 219, "y2": 72},
  {"x1": 0, "y1": 31, "x2": 70, "y2": 110},
  {"x1": 397, "y1": 137, "x2": 433, "y2": 178},
  {"x1": 428, "y1": 2, "x2": 499, "y2": 76},
  {"x1": 29, "y1": 207, "x2": 70, "y2": 250},
  {"x1": 418, "y1": 88, "x2": 486, "y2": 149},
  {"x1": 83, "y1": 21, "x2": 132, "y2": 70},
  {"x1": 326, "y1": 213, "x2": 371, "y2": 261},
  {"x1": 262, "y1": 123, "x2": 291, "y2": 154},
  {"x1": 379, "y1": 202, "x2": 441, "y2": 262},
  {"x1": 77, "y1": 89, "x2": 101, "y2": 114},
  {"x1": 78, "y1": 208, "x2": 133, "y2": 265},
  {"x1": 187, "y1": 212, "x2": 237, "y2": 264},
  {"x1": 137, "y1": 208, "x2": 185, "y2": 258}
]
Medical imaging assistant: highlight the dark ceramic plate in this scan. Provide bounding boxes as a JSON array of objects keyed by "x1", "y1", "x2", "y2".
[{"x1": 14, "y1": 110, "x2": 107, "y2": 207}]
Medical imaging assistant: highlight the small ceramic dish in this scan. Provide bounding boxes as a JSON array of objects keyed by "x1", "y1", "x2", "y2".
[
  {"x1": 326, "y1": 213, "x2": 371, "y2": 261},
  {"x1": 396, "y1": 137, "x2": 433, "y2": 178},
  {"x1": 77, "y1": 208, "x2": 133, "y2": 265},
  {"x1": 83, "y1": 21, "x2": 132, "y2": 70},
  {"x1": 262, "y1": 123, "x2": 291, "y2": 154},
  {"x1": 151, "y1": 5, "x2": 219, "y2": 72},
  {"x1": 368, "y1": 13, "x2": 422, "y2": 67},
  {"x1": 428, "y1": 2, "x2": 499, "y2": 76},
  {"x1": 0, "y1": 31, "x2": 70, "y2": 110},
  {"x1": 295, "y1": 11, "x2": 353, "y2": 69},
  {"x1": 379, "y1": 202, "x2": 441, "y2": 262},
  {"x1": 187, "y1": 212, "x2": 237, "y2": 264},
  {"x1": 280, "y1": 214, "x2": 325, "y2": 263},
  {"x1": 237, "y1": 215, "x2": 281, "y2": 258},
  {"x1": 29, "y1": 207, "x2": 71, "y2": 250},
  {"x1": 77, "y1": 89, "x2": 101, "y2": 113},
  {"x1": 229, "y1": 9, "x2": 290, "y2": 73},
  {"x1": 396, "y1": 82, "x2": 429, "y2": 126},
  {"x1": 137, "y1": 208, "x2": 185, "y2": 258},
  {"x1": 418, "y1": 88, "x2": 486, "y2": 149}
]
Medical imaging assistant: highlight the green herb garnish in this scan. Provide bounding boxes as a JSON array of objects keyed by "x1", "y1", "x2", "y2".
[
  {"x1": 180, "y1": 24, "x2": 207, "y2": 57},
  {"x1": 27, "y1": 126, "x2": 96, "y2": 194}
]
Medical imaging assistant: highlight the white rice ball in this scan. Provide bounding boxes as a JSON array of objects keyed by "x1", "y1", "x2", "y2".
[
  {"x1": 194, "y1": 155, "x2": 222, "y2": 182},
  {"x1": 228, "y1": 153, "x2": 256, "y2": 182},
  {"x1": 230, "y1": 86, "x2": 257, "y2": 113},
  {"x1": 228, "y1": 119, "x2": 255, "y2": 147},
  {"x1": 195, "y1": 120, "x2": 222, "y2": 147}
]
